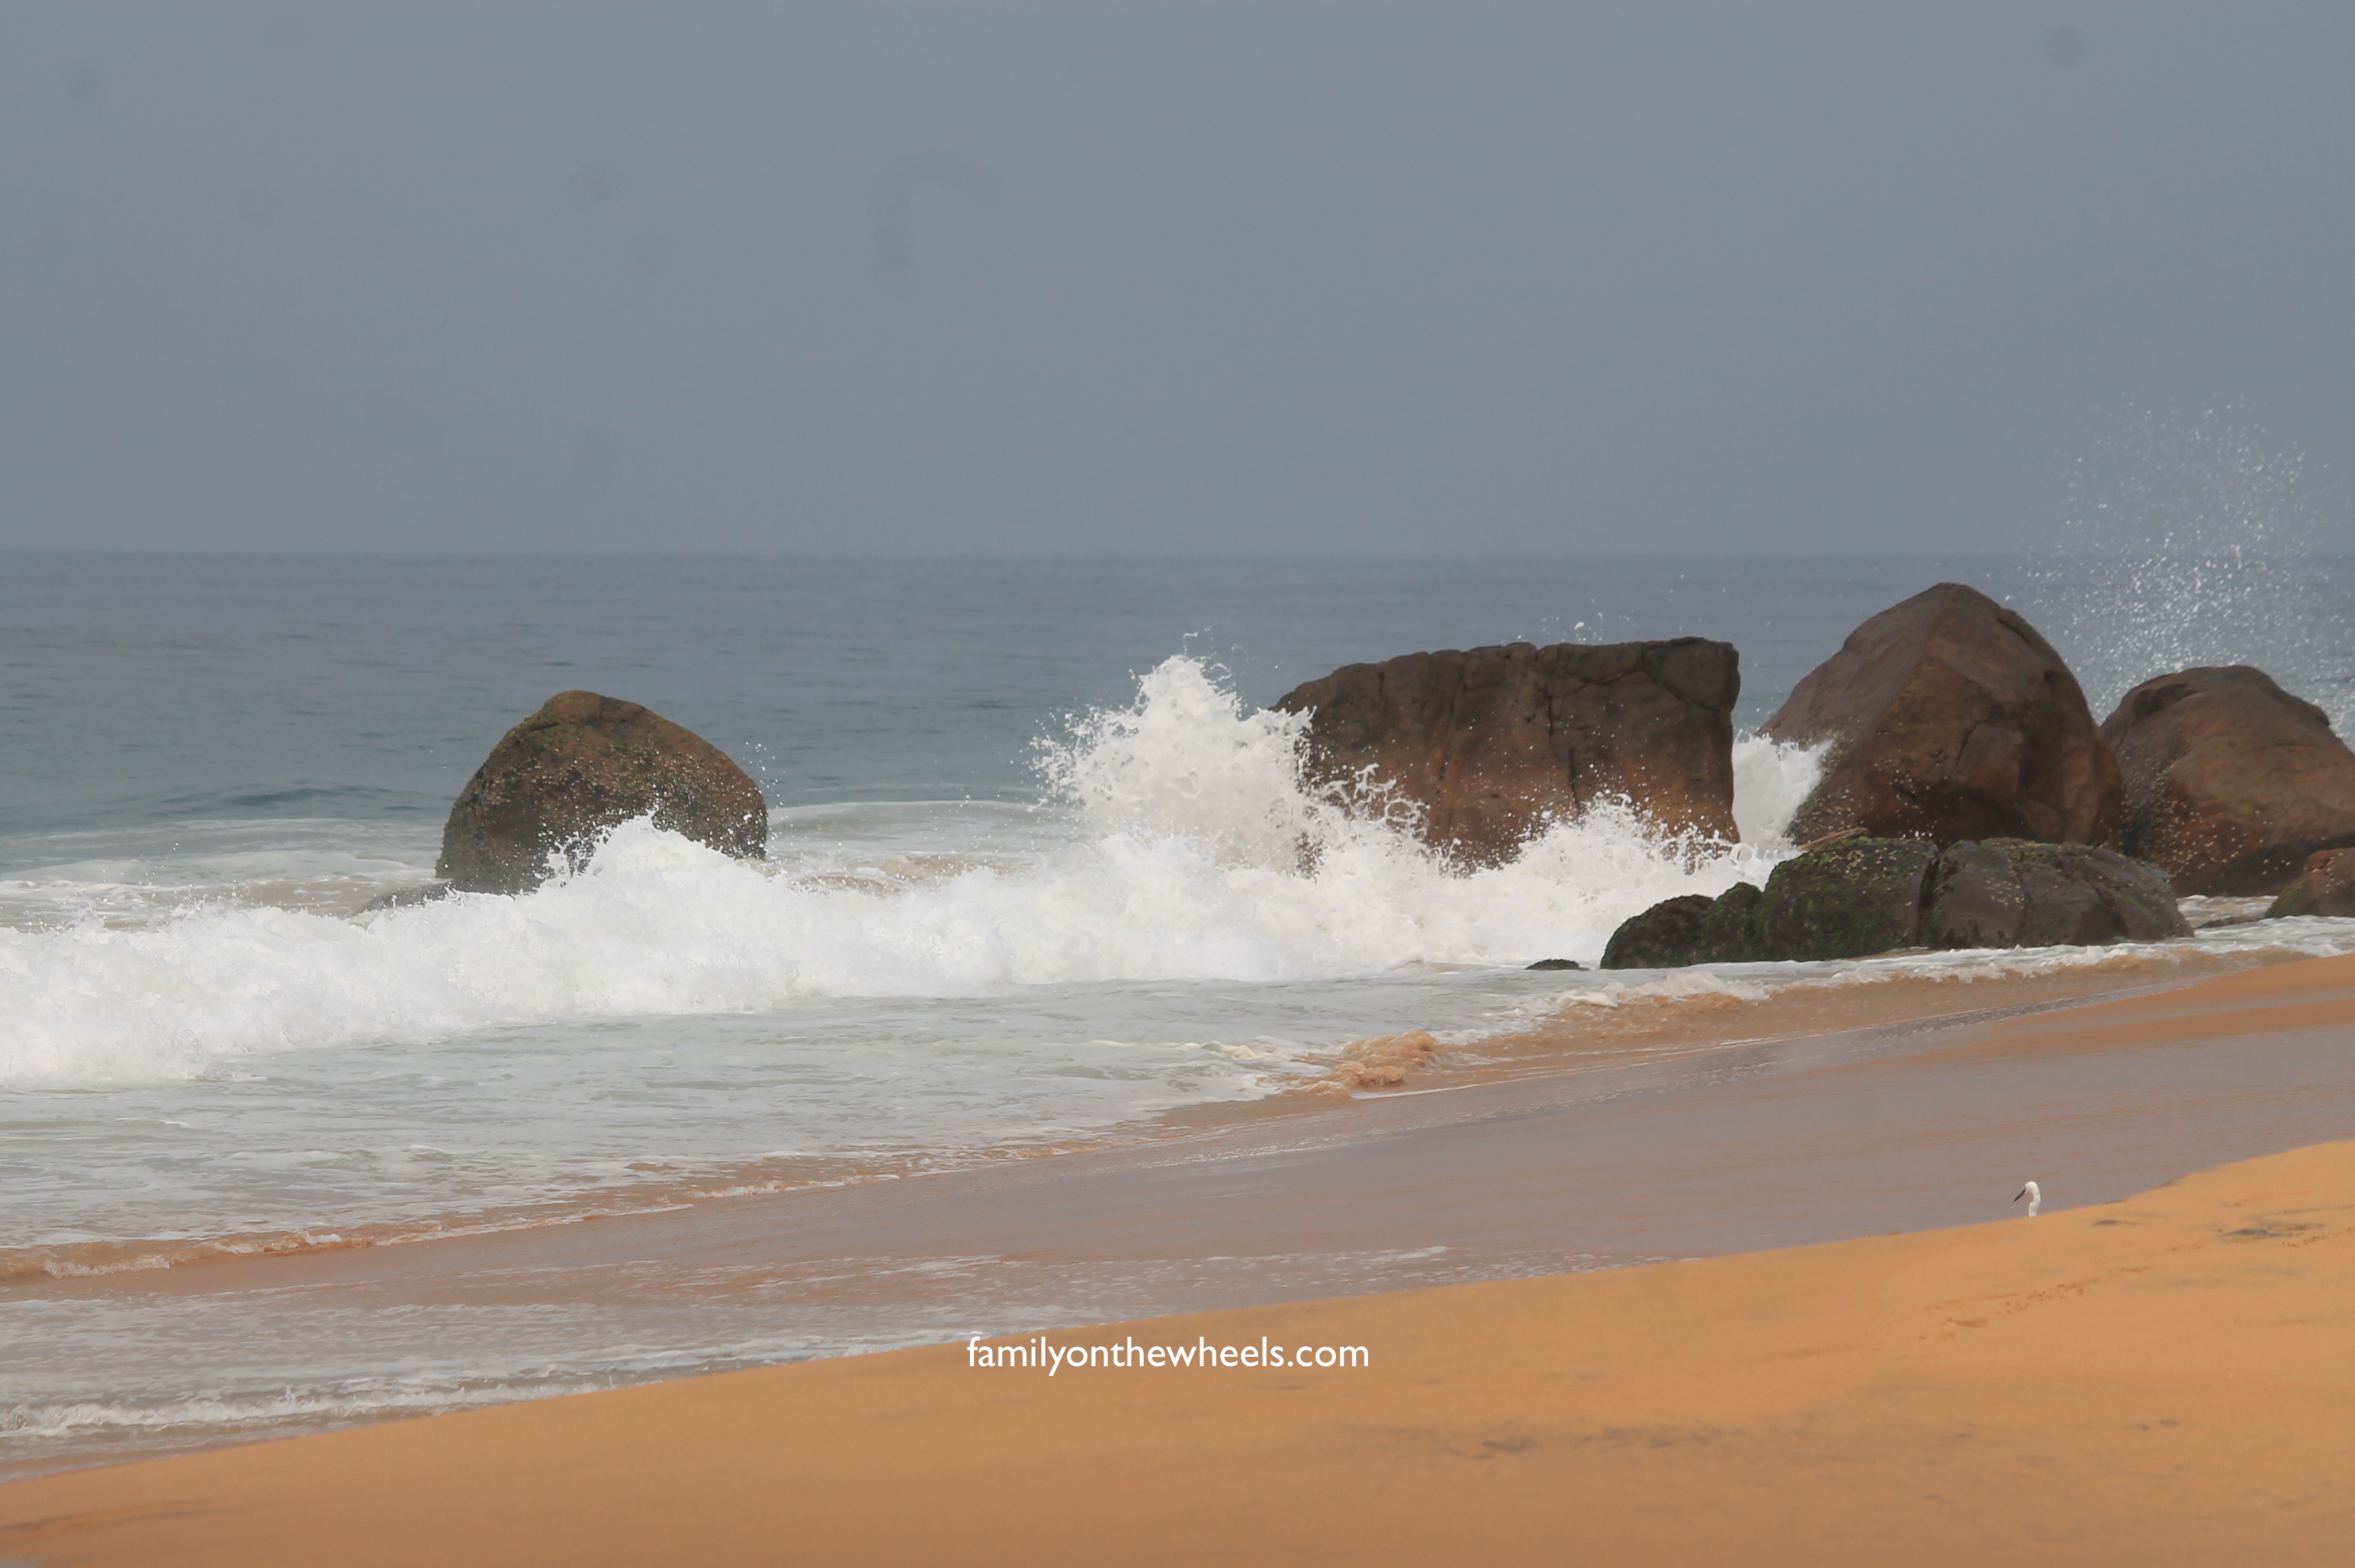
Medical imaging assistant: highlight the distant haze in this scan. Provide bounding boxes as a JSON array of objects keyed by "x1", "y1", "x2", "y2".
[{"x1": 2, "y1": 3, "x2": 2350, "y2": 554}]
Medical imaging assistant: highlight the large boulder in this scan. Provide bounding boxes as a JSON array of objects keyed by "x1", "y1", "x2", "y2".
[
  {"x1": 436, "y1": 691, "x2": 768, "y2": 894},
  {"x1": 1273, "y1": 639, "x2": 1740, "y2": 865},
  {"x1": 1600, "y1": 837, "x2": 2185, "y2": 969},
  {"x1": 1762, "y1": 584, "x2": 2122, "y2": 849},
  {"x1": 2098, "y1": 667, "x2": 2355, "y2": 896},
  {"x1": 2264, "y1": 847, "x2": 2355, "y2": 919}
]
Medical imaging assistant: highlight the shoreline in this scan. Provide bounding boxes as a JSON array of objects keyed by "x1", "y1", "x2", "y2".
[
  {"x1": 5, "y1": 1135, "x2": 2351, "y2": 1561},
  {"x1": 6, "y1": 932, "x2": 2324, "y2": 1290},
  {"x1": 8, "y1": 947, "x2": 2355, "y2": 1490}
]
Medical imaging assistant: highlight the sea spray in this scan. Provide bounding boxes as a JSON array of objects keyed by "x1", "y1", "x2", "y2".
[
  {"x1": 2022, "y1": 406, "x2": 2350, "y2": 726},
  {"x1": 2, "y1": 657, "x2": 1816, "y2": 1087},
  {"x1": 1034, "y1": 654, "x2": 1407, "y2": 865},
  {"x1": 1731, "y1": 731, "x2": 1829, "y2": 845}
]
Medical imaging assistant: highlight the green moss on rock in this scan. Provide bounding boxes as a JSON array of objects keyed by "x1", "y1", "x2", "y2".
[
  {"x1": 2264, "y1": 847, "x2": 2355, "y2": 919},
  {"x1": 2267, "y1": 882, "x2": 2318, "y2": 918},
  {"x1": 1754, "y1": 839, "x2": 1938, "y2": 962},
  {"x1": 1694, "y1": 880, "x2": 1765, "y2": 959},
  {"x1": 1928, "y1": 839, "x2": 2186, "y2": 947},
  {"x1": 1599, "y1": 836, "x2": 2187, "y2": 969}
]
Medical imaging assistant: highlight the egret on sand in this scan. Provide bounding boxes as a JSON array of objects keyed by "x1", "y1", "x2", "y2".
[{"x1": 2014, "y1": 1181, "x2": 2041, "y2": 1217}]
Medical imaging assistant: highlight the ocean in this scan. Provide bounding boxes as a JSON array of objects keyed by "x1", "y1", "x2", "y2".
[{"x1": 5, "y1": 550, "x2": 2353, "y2": 1473}]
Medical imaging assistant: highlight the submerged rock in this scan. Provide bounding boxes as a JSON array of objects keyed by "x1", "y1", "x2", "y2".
[
  {"x1": 1763, "y1": 584, "x2": 2122, "y2": 849},
  {"x1": 355, "y1": 882, "x2": 451, "y2": 914},
  {"x1": 1273, "y1": 638, "x2": 1740, "y2": 866},
  {"x1": 436, "y1": 691, "x2": 768, "y2": 895},
  {"x1": 1525, "y1": 958, "x2": 1586, "y2": 971},
  {"x1": 1601, "y1": 836, "x2": 2185, "y2": 969},
  {"x1": 2265, "y1": 847, "x2": 2355, "y2": 918},
  {"x1": 2100, "y1": 666, "x2": 2355, "y2": 896}
]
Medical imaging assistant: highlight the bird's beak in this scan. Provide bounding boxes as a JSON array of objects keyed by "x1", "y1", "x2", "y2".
[{"x1": 2013, "y1": 1188, "x2": 2027, "y2": 1201}]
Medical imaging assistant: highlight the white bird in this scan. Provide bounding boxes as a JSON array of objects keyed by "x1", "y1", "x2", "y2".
[{"x1": 2014, "y1": 1181, "x2": 2042, "y2": 1217}]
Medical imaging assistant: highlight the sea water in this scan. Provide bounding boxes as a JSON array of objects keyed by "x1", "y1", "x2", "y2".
[{"x1": 5, "y1": 551, "x2": 2353, "y2": 1469}]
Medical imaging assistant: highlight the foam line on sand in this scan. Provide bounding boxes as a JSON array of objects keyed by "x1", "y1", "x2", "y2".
[{"x1": 5, "y1": 1136, "x2": 2353, "y2": 1565}]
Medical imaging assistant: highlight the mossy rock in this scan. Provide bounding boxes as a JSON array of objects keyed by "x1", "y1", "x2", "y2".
[
  {"x1": 2264, "y1": 847, "x2": 2355, "y2": 918},
  {"x1": 1753, "y1": 838, "x2": 1939, "y2": 962},
  {"x1": 1600, "y1": 836, "x2": 2186, "y2": 970},
  {"x1": 1927, "y1": 839, "x2": 2186, "y2": 947},
  {"x1": 1695, "y1": 880, "x2": 1765, "y2": 959},
  {"x1": 2267, "y1": 882, "x2": 2317, "y2": 918},
  {"x1": 1602, "y1": 843, "x2": 1932, "y2": 969}
]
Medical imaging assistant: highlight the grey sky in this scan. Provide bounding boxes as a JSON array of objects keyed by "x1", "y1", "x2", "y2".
[{"x1": 1, "y1": 2, "x2": 2350, "y2": 554}]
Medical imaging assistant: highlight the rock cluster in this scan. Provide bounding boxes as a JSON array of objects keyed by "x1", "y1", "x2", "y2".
[
  {"x1": 435, "y1": 691, "x2": 767, "y2": 895},
  {"x1": 390, "y1": 586, "x2": 2353, "y2": 960},
  {"x1": 2098, "y1": 667, "x2": 2355, "y2": 896},
  {"x1": 1761, "y1": 584, "x2": 2122, "y2": 849},
  {"x1": 1254, "y1": 587, "x2": 2351, "y2": 920},
  {"x1": 1600, "y1": 837, "x2": 2186, "y2": 969},
  {"x1": 1272, "y1": 638, "x2": 1740, "y2": 865}
]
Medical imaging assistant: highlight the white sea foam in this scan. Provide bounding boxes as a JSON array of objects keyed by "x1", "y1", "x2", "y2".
[
  {"x1": 1731, "y1": 731, "x2": 1830, "y2": 844},
  {"x1": 0, "y1": 1380, "x2": 593, "y2": 1441},
  {"x1": 0, "y1": 657, "x2": 1817, "y2": 1087}
]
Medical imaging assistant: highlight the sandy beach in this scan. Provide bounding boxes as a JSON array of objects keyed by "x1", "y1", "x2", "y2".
[
  {"x1": 5, "y1": 951, "x2": 2353, "y2": 1564},
  {"x1": 3, "y1": 1142, "x2": 2348, "y2": 1566}
]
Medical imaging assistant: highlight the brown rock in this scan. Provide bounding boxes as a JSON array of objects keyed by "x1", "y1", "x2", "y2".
[
  {"x1": 2266, "y1": 847, "x2": 2355, "y2": 918},
  {"x1": 437, "y1": 691, "x2": 768, "y2": 894},
  {"x1": 1762, "y1": 583, "x2": 2121, "y2": 848},
  {"x1": 2102, "y1": 667, "x2": 2355, "y2": 896},
  {"x1": 1272, "y1": 639, "x2": 1740, "y2": 865}
]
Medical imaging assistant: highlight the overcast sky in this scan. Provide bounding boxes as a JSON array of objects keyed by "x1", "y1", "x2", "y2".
[{"x1": 2, "y1": 2, "x2": 2350, "y2": 554}]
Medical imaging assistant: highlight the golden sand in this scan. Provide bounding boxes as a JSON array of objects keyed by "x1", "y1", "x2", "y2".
[{"x1": 5, "y1": 1129, "x2": 2350, "y2": 1565}]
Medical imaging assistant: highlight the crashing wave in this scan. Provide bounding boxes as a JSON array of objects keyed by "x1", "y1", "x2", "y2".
[{"x1": 0, "y1": 657, "x2": 1823, "y2": 1085}]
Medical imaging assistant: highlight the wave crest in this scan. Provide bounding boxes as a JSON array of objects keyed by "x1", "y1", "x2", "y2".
[{"x1": 2, "y1": 657, "x2": 1819, "y2": 1084}]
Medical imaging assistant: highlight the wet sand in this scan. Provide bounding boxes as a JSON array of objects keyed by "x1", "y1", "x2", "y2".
[
  {"x1": 5, "y1": 1132, "x2": 2351, "y2": 1563},
  {"x1": 2, "y1": 949, "x2": 2353, "y2": 1537},
  {"x1": 7, "y1": 951, "x2": 2355, "y2": 1484}
]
